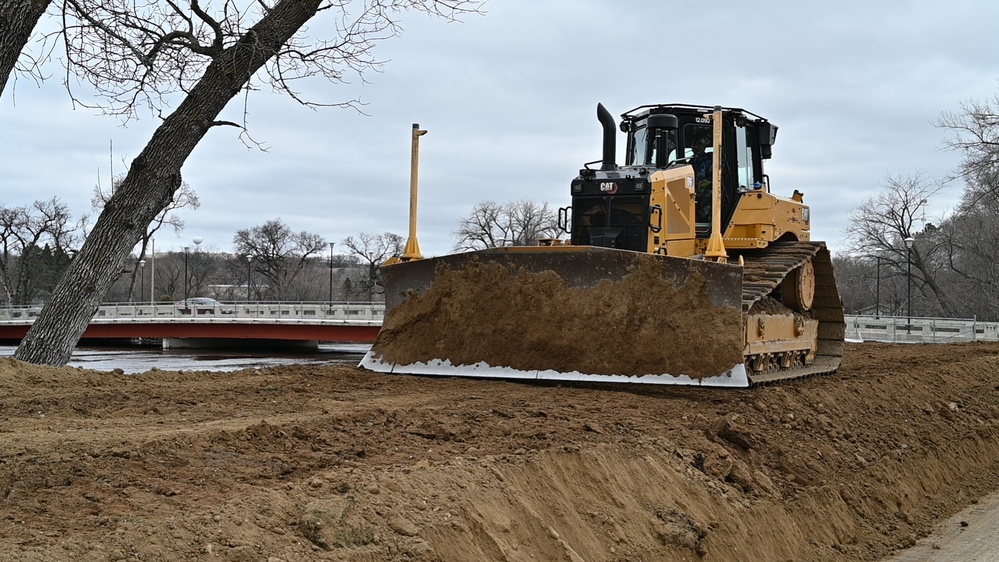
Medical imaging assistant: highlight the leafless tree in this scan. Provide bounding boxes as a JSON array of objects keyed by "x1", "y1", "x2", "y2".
[
  {"x1": 830, "y1": 254, "x2": 906, "y2": 316},
  {"x1": 0, "y1": 198, "x2": 81, "y2": 305},
  {"x1": 341, "y1": 232, "x2": 403, "y2": 300},
  {"x1": 929, "y1": 186, "x2": 999, "y2": 318},
  {"x1": 832, "y1": 97, "x2": 999, "y2": 321},
  {"x1": 233, "y1": 218, "x2": 326, "y2": 300},
  {"x1": 937, "y1": 97, "x2": 999, "y2": 199},
  {"x1": 924, "y1": 97, "x2": 999, "y2": 317},
  {"x1": 145, "y1": 251, "x2": 180, "y2": 302},
  {"x1": 453, "y1": 200, "x2": 561, "y2": 251},
  {"x1": 844, "y1": 172, "x2": 957, "y2": 317},
  {"x1": 93, "y1": 176, "x2": 200, "y2": 301},
  {"x1": 14, "y1": 0, "x2": 483, "y2": 366}
]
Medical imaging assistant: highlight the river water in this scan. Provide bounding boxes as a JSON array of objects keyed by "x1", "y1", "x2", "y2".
[{"x1": 0, "y1": 343, "x2": 371, "y2": 374}]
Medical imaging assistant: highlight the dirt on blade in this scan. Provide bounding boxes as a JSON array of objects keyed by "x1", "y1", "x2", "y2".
[
  {"x1": 371, "y1": 256, "x2": 745, "y2": 379},
  {"x1": 2, "y1": 342, "x2": 999, "y2": 561}
]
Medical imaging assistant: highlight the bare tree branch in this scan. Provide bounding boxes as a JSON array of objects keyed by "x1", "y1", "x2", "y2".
[
  {"x1": 0, "y1": 0, "x2": 55, "y2": 95},
  {"x1": 341, "y1": 231, "x2": 402, "y2": 299},
  {"x1": 937, "y1": 96, "x2": 999, "y2": 202},
  {"x1": 46, "y1": 0, "x2": 485, "y2": 118}
]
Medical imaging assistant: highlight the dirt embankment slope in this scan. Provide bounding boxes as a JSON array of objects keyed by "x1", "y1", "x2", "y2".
[{"x1": 1, "y1": 342, "x2": 999, "y2": 561}]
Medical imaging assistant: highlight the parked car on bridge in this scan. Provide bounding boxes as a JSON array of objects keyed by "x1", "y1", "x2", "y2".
[{"x1": 175, "y1": 297, "x2": 234, "y2": 315}]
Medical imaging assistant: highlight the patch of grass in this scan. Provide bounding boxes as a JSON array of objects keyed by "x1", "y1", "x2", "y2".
[
  {"x1": 331, "y1": 522, "x2": 376, "y2": 548},
  {"x1": 298, "y1": 500, "x2": 376, "y2": 550},
  {"x1": 299, "y1": 510, "x2": 328, "y2": 549}
]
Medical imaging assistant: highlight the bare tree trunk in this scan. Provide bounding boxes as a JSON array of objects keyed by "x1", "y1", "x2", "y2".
[
  {"x1": 913, "y1": 252, "x2": 957, "y2": 317},
  {"x1": 15, "y1": 0, "x2": 323, "y2": 366},
  {"x1": 0, "y1": 0, "x2": 52, "y2": 94}
]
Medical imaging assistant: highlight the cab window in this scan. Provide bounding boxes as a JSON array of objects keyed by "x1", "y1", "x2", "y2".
[
  {"x1": 735, "y1": 125, "x2": 752, "y2": 189},
  {"x1": 630, "y1": 126, "x2": 650, "y2": 166}
]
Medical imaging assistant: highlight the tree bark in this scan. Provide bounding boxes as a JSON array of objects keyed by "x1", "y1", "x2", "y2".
[
  {"x1": 15, "y1": 0, "x2": 323, "y2": 366},
  {"x1": 0, "y1": 0, "x2": 52, "y2": 95}
]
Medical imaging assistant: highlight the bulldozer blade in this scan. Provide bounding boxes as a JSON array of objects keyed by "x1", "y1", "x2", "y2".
[
  {"x1": 360, "y1": 355, "x2": 751, "y2": 387},
  {"x1": 360, "y1": 246, "x2": 748, "y2": 387}
]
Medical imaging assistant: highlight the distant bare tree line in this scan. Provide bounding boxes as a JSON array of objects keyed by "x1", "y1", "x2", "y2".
[
  {"x1": 0, "y1": 194, "x2": 558, "y2": 307},
  {"x1": 0, "y1": 198, "x2": 83, "y2": 306},
  {"x1": 839, "y1": 95, "x2": 999, "y2": 321},
  {"x1": 452, "y1": 200, "x2": 561, "y2": 250},
  {"x1": 0, "y1": 205, "x2": 403, "y2": 305},
  {"x1": 103, "y1": 245, "x2": 378, "y2": 304}
]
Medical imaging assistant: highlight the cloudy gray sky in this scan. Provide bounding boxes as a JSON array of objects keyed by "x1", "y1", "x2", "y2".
[{"x1": 2, "y1": 0, "x2": 998, "y2": 259}]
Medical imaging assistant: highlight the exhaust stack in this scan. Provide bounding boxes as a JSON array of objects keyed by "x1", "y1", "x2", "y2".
[{"x1": 597, "y1": 103, "x2": 617, "y2": 171}]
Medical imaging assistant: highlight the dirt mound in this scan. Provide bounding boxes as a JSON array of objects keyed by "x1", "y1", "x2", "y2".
[
  {"x1": 1, "y1": 342, "x2": 999, "y2": 560},
  {"x1": 372, "y1": 254, "x2": 744, "y2": 378}
]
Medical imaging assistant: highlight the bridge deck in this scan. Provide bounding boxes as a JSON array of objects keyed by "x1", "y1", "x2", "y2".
[{"x1": 0, "y1": 302, "x2": 383, "y2": 343}]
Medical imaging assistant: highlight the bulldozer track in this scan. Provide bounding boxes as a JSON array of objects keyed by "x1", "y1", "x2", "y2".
[
  {"x1": 731, "y1": 240, "x2": 846, "y2": 386},
  {"x1": 737, "y1": 240, "x2": 820, "y2": 313}
]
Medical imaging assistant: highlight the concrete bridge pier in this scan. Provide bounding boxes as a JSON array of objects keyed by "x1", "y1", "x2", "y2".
[{"x1": 162, "y1": 338, "x2": 320, "y2": 350}]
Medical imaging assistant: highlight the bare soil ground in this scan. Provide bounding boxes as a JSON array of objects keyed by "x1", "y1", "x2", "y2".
[{"x1": 2, "y1": 342, "x2": 999, "y2": 561}]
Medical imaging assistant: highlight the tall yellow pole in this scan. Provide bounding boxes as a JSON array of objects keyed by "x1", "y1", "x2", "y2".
[
  {"x1": 401, "y1": 123, "x2": 427, "y2": 261},
  {"x1": 705, "y1": 106, "x2": 728, "y2": 262}
]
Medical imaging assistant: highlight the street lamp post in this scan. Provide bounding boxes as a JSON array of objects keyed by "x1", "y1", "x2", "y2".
[
  {"x1": 875, "y1": 249, "x2": 883, "y2": 318},
  {"x1": 139, "y1": 259, "x2": 145, "y2": 305},
  {"x1": 150, "y1": 238, "x2": 155, "y2": 306},
  {"x1": 327, "y1": 242, "x2": 336, "y2": 311},
  {"x1": 905, "y1": 237, "x2": 915, "y2": 334},
  {"x1": 183, "y1": 245, "x2": 191, "y2": 309},
  {"x1": 246, "y1": 255, "x2": 252, "y2": 302},
  {"x1": 191, "y1": 236, "x2": 203, "y2": 298}
]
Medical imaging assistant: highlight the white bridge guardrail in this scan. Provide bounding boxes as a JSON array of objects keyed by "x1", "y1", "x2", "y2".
[
  {"x1": 845, "y1": 315, "x2": 999, "y2": 343},
  {"x1": 0, "y1": 301, "x2": 386, "y2": 326},
  {"x1": 5, "y1": 307, "x2": 995, "y2": 343}
]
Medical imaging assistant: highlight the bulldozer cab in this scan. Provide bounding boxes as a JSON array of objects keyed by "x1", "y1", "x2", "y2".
[{"x1": 567, "y1": 104, "x2": 778, "y2": 252}]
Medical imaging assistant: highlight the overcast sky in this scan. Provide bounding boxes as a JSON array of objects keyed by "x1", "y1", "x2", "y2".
[{"x1": 2, "y1": 0, "x2": 998, "y2": 259}]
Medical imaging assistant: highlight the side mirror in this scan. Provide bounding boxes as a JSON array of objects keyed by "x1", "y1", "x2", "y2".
[
  {"x1": 558, "y1": 206, "x2": 572, "y2": 234},
  {"x1": 758, "y1": 122, "x2": 778, "y2": 160}
]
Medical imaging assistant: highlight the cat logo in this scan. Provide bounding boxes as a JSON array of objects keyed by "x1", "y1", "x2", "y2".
[{"x1": 599, "y1": 182, "x2": 619, "y2": 194}]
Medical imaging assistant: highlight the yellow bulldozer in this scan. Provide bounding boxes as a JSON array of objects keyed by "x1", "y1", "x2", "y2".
[{"x1": 360, "y1": 104, "x2": 845, "y2": 387}]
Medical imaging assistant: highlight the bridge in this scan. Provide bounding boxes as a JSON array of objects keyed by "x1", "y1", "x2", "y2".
[
  {"x1": 8, "y1": 303, "x2": 994, "y2": 351},
  {"x1": 0, "y1": 301, "x2": 384, "y2": 349}
]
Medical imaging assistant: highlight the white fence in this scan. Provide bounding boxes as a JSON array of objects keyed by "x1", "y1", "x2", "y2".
[
  {"x1": 845, "y1": 315, "x2": 999, "y2": 343},
  {"x1": 0, "y1": 301, "x2": 386, "y2": 326}
]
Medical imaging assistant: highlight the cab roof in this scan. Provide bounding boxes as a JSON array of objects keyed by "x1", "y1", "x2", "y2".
[{"x1": 621, "y1": 104, "x2": 767, "y2": 124}]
